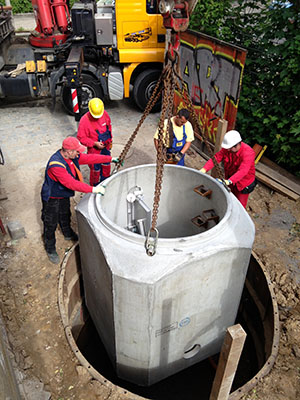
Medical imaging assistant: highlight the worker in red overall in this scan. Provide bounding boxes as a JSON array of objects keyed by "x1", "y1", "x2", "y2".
[
  {"x1": 41, "y1": 136, "x2": 119, "y2": 264},
  {"x1": 201, "y1": 130, "x2": 256, "y2": 208},
  {"x1": 77, "y1": 98, "x2": 112, "y2": 186}
]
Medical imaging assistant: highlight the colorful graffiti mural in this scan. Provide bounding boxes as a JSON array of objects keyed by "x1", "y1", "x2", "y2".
[{"x1": 174, "y1": 30, "x2": 247, "y2": 144}]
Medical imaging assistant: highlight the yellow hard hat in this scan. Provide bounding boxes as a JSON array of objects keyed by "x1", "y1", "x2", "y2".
[{"x1": 88, "y1": 98, "x2": 104, "y2": 118}]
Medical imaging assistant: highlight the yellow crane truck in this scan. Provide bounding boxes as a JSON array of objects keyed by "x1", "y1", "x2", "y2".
[
  {"x1": 0, "y1": 0, "x2": 198, "y2": 115},
  {"x1": 0, "y1": 0, "x2": 169, "y2": 114}
]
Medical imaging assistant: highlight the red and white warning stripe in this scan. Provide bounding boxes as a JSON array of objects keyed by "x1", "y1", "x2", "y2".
[{"x1": 71, "y1": 89, "x2": 79, "y2": 114}]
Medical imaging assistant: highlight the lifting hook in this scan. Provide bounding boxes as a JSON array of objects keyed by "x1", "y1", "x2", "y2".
[{"x1": 145, "y1": 227, "x2": 159, "y2": 257}]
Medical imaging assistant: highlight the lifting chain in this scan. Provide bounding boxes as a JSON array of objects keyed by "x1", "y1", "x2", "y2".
[
  {"x1": 116, "y1": 48, "x2": 227, "y2": 256},
  {"x1": 151, "y1": 63, "x2": 175, "y2": 232},
  {"x1": 113, "y1": 72, "x2": 163, "y2": 173},
  {"x1": 145, "y1": 62, "x2": 176, "y2": 256}
]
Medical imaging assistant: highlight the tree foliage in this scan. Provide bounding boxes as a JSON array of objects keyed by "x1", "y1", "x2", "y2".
[
  {"x1": 0, "y1": 0, "x2": 32, "y2": 13},
  {"x1": 190, "y1": 0, "x2": 300, "y2": 175}
]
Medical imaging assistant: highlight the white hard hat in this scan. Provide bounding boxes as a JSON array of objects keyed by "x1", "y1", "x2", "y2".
[{"x1": 221, "y1": 130, "x2": 242, "y2": 149}]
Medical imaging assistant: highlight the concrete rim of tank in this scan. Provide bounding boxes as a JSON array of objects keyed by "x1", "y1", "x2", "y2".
[
  {"x1": 94, "y1": 164, "x2": 236, "y2": 247},
  {"x1": 58, "y1": 243, "x2": 280, "y2": 399}
]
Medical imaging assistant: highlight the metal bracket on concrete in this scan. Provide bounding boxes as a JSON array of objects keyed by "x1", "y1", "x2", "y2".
[
  {"x1": 191, "y1": 208, "x2": 219, "y2": 230},
  {"x1": 202, "y1": 209, "x2": 220, "y2": 224},
  {"x1": 193, "y1": 184, "x2": 212, "y2": 198}
]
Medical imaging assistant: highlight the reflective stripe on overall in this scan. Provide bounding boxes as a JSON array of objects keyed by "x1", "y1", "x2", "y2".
[{"x1": 167, "y1": 124, "x2": 187, "y2": 166}]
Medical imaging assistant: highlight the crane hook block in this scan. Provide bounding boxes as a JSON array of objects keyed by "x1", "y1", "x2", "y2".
[{"x1": 160, "y1": 1, "x2": 189, "y2": 32}]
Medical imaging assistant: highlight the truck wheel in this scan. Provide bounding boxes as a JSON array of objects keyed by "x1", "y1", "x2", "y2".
[
  {"x1": 61, "y1": 74, "x2": 103, "y2": 116},
  {"x1": 133, "y1": 69, "x2": 162, "y2": 113}
]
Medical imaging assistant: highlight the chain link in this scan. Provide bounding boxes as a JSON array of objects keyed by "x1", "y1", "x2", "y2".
[{"x1": 114, "y1": 72, "x2": 164, "y2": 173}]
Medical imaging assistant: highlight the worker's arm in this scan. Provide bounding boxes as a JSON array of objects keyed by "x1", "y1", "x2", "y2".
[
  {"x1": 154, "y1": 138, "x2": 159, "y2": 151},
  {"x1": 228, "y1": 151, "x2": 255, "y2": 185},
  {"x1": 48, "y1": 167, "x2": 107, "y2": 194},
  {"x1": 48, "y1": 167, "x2": 93, "y2": 193},
  {"x1": 77, "y1": 117, "x2": 98, "y2": 148},
  {"x1": 177, "y1": 121, "x2": 194, "y2": 155},
  {"x1": 174, "y1": 141, "x2": 192, "y2": 163},
  {"x1": 102, "y1": 112, "x2": 113, "y2": 150},
  {"x1": 180, "y1": 141, "x2": 192, "y2": 155},
  {"x1": 78, "y1": 153, "x2": 112, "y2": 165},
  {"x1": 105, "y1": 111, "x2": 112, "y2": 134},
  {"x1": 202, "y1": 149, "x2": 225, "y2": 172}
]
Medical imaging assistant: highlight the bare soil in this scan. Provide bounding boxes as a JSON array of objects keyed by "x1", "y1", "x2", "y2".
[{"x1": 0, "y1": 101, "x2": 299, "y2": 399}]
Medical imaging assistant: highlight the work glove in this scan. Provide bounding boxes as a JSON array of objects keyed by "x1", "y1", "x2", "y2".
[
  {"x1": 174, "y1": 151, "x2": 184, "y2": 163},
  {"x1": 112, "y1": 157, "x2": 124, "y2": 166},
  {"x1": 92, "y1": 185, "x2": 106, "y2": 195},
  {"x1": 200, "y1": 168, "x2": 207, "y2": 173},
  {"x1": 216, "y1": 178, "x2": 232, "y2": 186}
]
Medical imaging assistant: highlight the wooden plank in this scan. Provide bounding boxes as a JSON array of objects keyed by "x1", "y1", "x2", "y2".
[
  {"x1": 214, "y1": 119, "x2": 228, "y2": 154},
  {"x1": 256, "y1": 171, "x2": 299, "y2": 201},
  {"x1": 256, "y1": 162, "x2": 300, "y2": 196},
  {"x1": 253, "y1": 144, "x2": 262, "y2": 158},
  {"x1": 261, "y1": 156, "x2": 300, "y2": 187},
  {"x1": 209, "y1": 324, "x2": 247, "y2": 400},
  {"x1": 211, "y1": 119, "x2": 228, "y2": 178}
]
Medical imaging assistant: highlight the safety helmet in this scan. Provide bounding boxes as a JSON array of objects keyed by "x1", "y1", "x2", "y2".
[
  {"x1": 221, "y1": 130, "x2": 242, "y2": 149},
  {"x1": 88, "y1": 98, "x2": 104, "y2": 118}
]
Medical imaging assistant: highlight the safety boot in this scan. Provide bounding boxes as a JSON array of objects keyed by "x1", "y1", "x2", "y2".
[
  {"x1": 47, "y1": 251, "x2": 60, "y2": 264},
  {"x1": 64, "y1": 230, "x2": 78, "y2": 241}
]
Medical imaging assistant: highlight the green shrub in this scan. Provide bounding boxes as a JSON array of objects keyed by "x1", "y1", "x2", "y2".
[{"x1": 190, "y1": 0, "x2": 300, "y2": 175}]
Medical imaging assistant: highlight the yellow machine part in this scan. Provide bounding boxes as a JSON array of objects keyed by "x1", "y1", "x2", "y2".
[
  {"x1": 25, "y1": 60, "x2": 36, "y2": 73},
  {"x1": 37, "y1": 60, "x2": 47, "y2": 73},
  {"x1": 123, "y1": 63, "x2": 140, "y2": 97},
  {"x1": 115, "y1": 0, "x2": 165, "y2": 64}
]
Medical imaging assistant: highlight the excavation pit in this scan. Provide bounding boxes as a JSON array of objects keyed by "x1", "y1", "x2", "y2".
[
  {"x1": 58, "y1": 244, "x2": 279, "y2": 399},
  {"x1": 75, "y1": 164, "x2": 255, "y2": 385}
]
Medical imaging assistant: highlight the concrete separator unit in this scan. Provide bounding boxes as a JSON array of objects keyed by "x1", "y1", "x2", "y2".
[{"x1": 76, "y1": 164, "x2": 255, "y2": 386}]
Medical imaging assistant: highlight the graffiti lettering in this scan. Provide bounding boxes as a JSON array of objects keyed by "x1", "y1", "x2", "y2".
[
  {"x1": 180, "y1": 44, "x2": 243, "y2": 117},
  {"x1": 174, "y1": 32, "x2": 246, "y2": 142}
]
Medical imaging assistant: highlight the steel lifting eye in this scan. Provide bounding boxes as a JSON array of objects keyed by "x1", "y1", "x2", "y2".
[{"x1": 145, "y1": 227, "x2": 159, "y2": 257}]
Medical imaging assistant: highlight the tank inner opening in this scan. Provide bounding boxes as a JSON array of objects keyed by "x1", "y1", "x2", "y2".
[
  {"x1": 60, "y1": 246, "x2": 279, "y2": 400},
  {"x1": 99, "y1": 165, "x2": 228, "y2": 238}
]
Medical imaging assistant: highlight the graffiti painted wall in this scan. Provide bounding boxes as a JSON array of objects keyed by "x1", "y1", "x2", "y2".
[{"x1": 174, "y1": 30, "x2": 247, "y2": 144}]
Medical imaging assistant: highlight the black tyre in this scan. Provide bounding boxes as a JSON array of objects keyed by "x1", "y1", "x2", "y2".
[
  {"x1": 133, "y1": 69, "x2": 162, "y2": 113},
  {"x1": 61, "y1": 73, "x2": 104, "y2": 116}
]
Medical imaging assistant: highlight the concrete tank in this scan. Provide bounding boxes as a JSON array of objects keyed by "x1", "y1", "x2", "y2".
[{"x1": 75, "y1": 164, "x2": 255, "y2": 386}]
